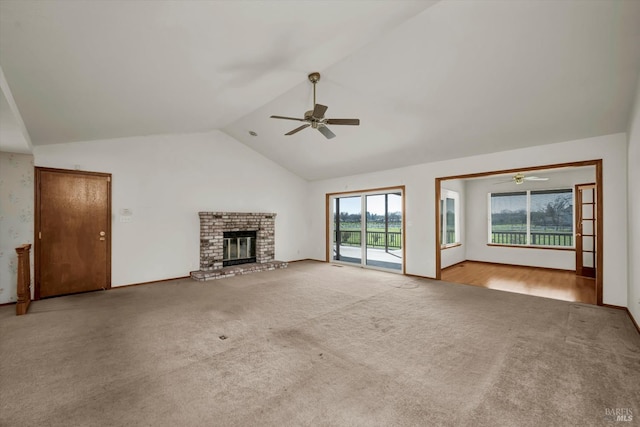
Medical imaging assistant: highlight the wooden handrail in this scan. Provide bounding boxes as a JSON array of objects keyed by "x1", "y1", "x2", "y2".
[{"x1": 15, "y1": 244, "x2": 32, "y2": 316}]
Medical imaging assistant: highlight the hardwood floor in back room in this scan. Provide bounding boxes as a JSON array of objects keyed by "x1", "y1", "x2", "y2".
[{"x1": 441, "y1": 261, "x2": 596, "y2": 304}]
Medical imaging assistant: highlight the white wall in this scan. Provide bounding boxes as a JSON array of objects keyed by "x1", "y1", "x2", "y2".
[
  {"x1": 0, "y1": 152, "x2": 34, "y2": 304},
  {"x1": 307, "y1": 133, "x2": 629, "y2": 306},
  {"x1": 440, "y1": 179, "x2": 466, "y2": 269},
  {"x1": 34, "y1": 130, "x2": 309, "y2": 287},
  {"x1": 464, "y1": 167, "x2": 594, "y2": 270},
  {"x1": 627, "y1": 74, "x2": 640, "y2": 325}
]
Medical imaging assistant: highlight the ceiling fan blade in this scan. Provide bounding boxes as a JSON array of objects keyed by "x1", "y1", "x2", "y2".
[
  {"x1": 285, "y1": 124, "x2": 310, "y2": 135},
  {"x1": 493, "y1": 180, "x2": 515, "y2": 185},
  {"x1": 325, "y1": 118, "x2": 360, "y2": 126},
  {"x1": 317, "y1": 125, "x2": 336, "y2": 139},
  {"x1": 271, "y1": 115, "x2": 307, "y2": 122},
  {"x1": 312, "y1": 104, "x2": 328, "y2": 119},
  {"x1": 524, "y1": 177, "x2": 549, "y2": 181}
]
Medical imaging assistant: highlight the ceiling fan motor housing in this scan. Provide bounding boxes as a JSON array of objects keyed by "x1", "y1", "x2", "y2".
[{"x1": 304, "y1": 110, "x2": 320, "y2": 128}]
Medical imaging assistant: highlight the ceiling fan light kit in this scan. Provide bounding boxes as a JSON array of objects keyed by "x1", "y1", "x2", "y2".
[{"x1": 270, "y1": 72, "x2": 360, "y2": 139}]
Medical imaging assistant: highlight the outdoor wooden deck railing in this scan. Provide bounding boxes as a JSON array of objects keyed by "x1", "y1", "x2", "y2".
[
  {"x1": 335, "y1": 230, "x2": 402, "y2": 250},
  {"x1": 491, "y1": 231, "x2": 573, "y2": 246},
  {"x1": 335, "y1": 230, "x2": 572, "y2": 249}
]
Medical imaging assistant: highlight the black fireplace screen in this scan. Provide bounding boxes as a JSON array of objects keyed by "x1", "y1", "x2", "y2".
[{"x1": 223, "y1": 231, "x2": 257, "y2": 266}]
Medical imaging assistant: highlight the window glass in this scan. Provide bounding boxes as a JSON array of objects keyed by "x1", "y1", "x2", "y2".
[
  {"x1": 440, "y1": 190, "x2": 460, "y2": 247},
  {"x1": 490, "y1": 190, "x2": 573, "y2": 247},
  {"x1": 530, "y1": 190, "x2": 573, "y2": 246},
  {"x1": 490, "y1": 192, "x2": 527, "y2": 245},
  {"x1": 446, "y1": 198, "x2": 456, "y2": 244}
]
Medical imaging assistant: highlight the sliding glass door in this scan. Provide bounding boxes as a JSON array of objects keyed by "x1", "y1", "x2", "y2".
[
  {"x1": 333, "y1": 195, "x2": 362, "y2": 265},
  {"x1": 331, "y1": 189, "x2": 403, "y2": 272}
]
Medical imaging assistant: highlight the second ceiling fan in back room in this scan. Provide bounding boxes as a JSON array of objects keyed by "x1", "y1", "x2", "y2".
[
  {"x1": 494, "y1": 173, "x2": 550, "y2": 185},
  {"x1": 270, "y1": 72, "x2": 360, "y2": 139}
]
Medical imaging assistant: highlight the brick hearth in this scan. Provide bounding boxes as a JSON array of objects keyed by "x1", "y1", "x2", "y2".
[{"x1": 190, "y1": 212, "x2": 287, "y2": 281}]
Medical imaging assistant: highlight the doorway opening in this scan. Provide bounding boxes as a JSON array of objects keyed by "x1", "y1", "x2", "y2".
[{"x1": 435, "y1": 160, "x2": 603, "y2": 305}]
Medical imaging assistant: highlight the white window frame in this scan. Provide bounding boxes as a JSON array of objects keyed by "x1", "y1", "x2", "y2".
[{"x1": 440, "y1": 189, "x2": 460, "y2": 248}]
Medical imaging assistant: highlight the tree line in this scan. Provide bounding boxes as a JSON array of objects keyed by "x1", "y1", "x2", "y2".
[{"x1": 336, "y1": 212, "x2": 402, "y2": 223}]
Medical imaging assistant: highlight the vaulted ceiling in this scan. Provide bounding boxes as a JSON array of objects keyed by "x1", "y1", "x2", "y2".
[{"x1": 1, "y1": 1, "x2": 639, "y2": 180}]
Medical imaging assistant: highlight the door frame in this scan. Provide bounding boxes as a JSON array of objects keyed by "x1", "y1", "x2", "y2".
[
  {"x1": 435, "y1": 159, "x2": 603, "y2": 305},
  {"x1": 34, "y1": 167, "x2": 112, "y2": 300},
  {"x1": 326, "y1": 186, "x2": 406, "y2": 274}
]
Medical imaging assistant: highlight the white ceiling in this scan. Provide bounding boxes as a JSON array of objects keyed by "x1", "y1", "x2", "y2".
[{"x1": 1, "y1": 1, "x2": 639, "y2": 180}]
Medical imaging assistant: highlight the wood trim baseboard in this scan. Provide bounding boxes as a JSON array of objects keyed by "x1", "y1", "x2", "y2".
[
  {"x1": 441, "y1": 260, "x2": 467, "y2": 271},
  {"x1": 463, "y1": 259, "x2": 575, "y2": 273},
  {"x1": 404, "y1": 273, "x2": 437, "y2": 280},
  {"x1": 602, "y1": 304, "x2": 640, "y2": 335},
  {"x1": 112, "y1": 276, "x2": 190, "y2": 289},
  {"x1": 3, "y1": 275, "x2": 193, "y2": 306},
  {"x1": 0, "y1": 301, "x2": 17, "y2": 307},
  {"x1": 441, "y1": 243, "x2": 462, "y2": 250},
  {"x1": 629, "y1": 310, "x2": 640, "y2": 335}
]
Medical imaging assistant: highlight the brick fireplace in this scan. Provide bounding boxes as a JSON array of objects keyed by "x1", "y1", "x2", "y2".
[{"x1": 190, "y1": 212, "x2": 287, "y2": 281}]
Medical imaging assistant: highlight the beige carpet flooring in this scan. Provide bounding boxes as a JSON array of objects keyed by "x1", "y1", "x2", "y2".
[{"x1": 1, "y1": 261, "x2": 639, "y2": 426}]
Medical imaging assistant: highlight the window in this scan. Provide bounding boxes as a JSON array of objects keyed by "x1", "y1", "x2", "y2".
[
  {"x1": 440, "y1": 189, "x2": 459, "y2": 247},
  {"x1": 489, "y1": 189, "x2": 573, "y2": 247}
]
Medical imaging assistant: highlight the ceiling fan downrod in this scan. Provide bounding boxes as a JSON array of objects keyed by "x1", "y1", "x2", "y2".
[{"x1": 308, "y1": 72, "x2": 320, "y2": 107}]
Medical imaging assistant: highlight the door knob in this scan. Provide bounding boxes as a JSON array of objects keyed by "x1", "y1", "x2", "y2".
[{"x1": 99, "y1": 231, "x2": 105, "y2": 236}]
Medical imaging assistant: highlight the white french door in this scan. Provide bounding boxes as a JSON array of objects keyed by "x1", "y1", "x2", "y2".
[
  {"x1": 330, "y1": 189, "x2": 403, "y2": 273},
  {"x1": 575, "y1": 183, "x2": 596, "y2": 278}
]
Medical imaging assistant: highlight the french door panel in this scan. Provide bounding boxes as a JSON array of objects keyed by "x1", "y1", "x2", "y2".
[{"x1": 575, "y1": 183, "x2": 596, "y2": 278}]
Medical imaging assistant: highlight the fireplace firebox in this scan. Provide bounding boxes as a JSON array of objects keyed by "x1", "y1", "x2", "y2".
[{"x1": 223, "y1": 230, "x2": 257, "y2": 266}]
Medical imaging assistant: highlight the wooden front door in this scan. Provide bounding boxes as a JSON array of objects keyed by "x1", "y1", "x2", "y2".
[
  {"x1": 575, "y1": 183, "x2": 596, "y2": 278},
  {"x1": 35, "y1": 168, "x2": 111, "y2": 298}
]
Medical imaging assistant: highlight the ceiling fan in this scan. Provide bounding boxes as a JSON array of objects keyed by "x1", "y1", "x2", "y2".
[
  {"x1": 494, "y1": 173, "x2": 549, "y2": 185},
  {"x1": 270, "y1": 72, "x2": 360, "y2": 139}
]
